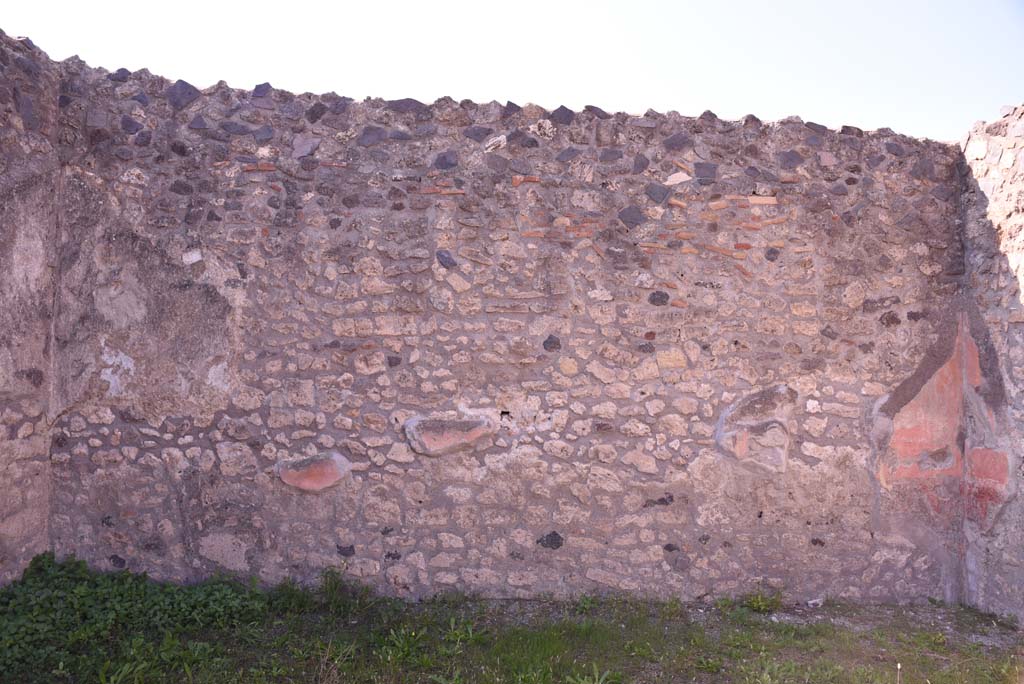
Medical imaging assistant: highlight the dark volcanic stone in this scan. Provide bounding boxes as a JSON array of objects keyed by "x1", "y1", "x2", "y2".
[
  {"x1": 663, "y1": 132, "x2": 692, "y2": 151},
  {"x1": 14, "y1": 55, "x2": 41, "y2": 78},
  {"x1": 336, "y1": 544, "x2": 355, "y2": 557},
  {"x1": 169, "y1": 180, "x2": 193, "y2": 195},
  {"x1": 585, "y1": 104, "x2": 612, "y2": 119},
  {"x1": 599, "y1": 149, "x2": 623, "y2": 162},
  {"x1": 543, "y1": 334, "x2": 561, "y2": 352},
  {"x1": 16, "y1": 94, "x2": 37, "y2": 130},
  {"x1": 644, "y1": 182, "x2": 671, "y2": 204},
  {"x1": 694, "y1": 162, "x2": 718, "y2": 179},
  {"x1": 556, "y1": 147, "x2": 581, "y2": 163},
  {"x1": 330, "y1": 97, "x2": 353, "y2": 114},
  {"x1": 885, "y1": 142, "x2": 906, "y2": 157},
  {"x1": 549, "y1": 105, "x2": 575, "y2": 125},
  {"x1": 501, "y1": 101, "x2": 522, "y2": 118},
  {"x1": 219, "y1": 121, "x2": 251, "y2": 136},
  {"x1": 862, "y1": 296, "x2": 900, "y2": 313},
  {"x1": 357, "y1": 125, "x2": 387, "y2": 146},
  {"x1": 805, "y1": 121, "x2": 828, "y2": 135},
  {"x1": 188, "y1": 114, "x2": 208, "y2": 130},
  {"x1": 880, "y1": 311, "x2": 901, "y2": 327},
  {"x1": 252, "y1": 82, "x2": 272, "y2": 97},
  {"x1": 131, "y1": 92, "x2": 149, "y2": 106},
  {"x1": 618, "y1": 205, "x2": 645, "y2": 229},
  {"x1": 777, "y1": 149, "x2": 804, "y2": 170},
  {"x1": 435, "y1": 249, "x2": 457, "y2": 269},
  {"x1": 108, "y1": 68, "x2": 131, "y2": 82},
  {"x1": 305, "y1": 102, "x2": 328, "y2": 123},
  {"x1": 253, "y1": 125, "x2": 274, "y2": 143},
  {"x1": 633, "y1": 154, "x2": 649, "y2": 174},
  {"x1": 133, "y1": 130, "x2": 152, "y2": 147},
  {"x1": 17, "y1": 368, "x2": 44, "y2": 388},
  {"x1": 120, "y1": 115, "x2": 142, "y2": 134},
  {"x1": 536, "y1": 531, "x2": 563, "y2": 550},
  {"x1": 643, "y1": 493, "x2": 674, "y2": 507},
  {"x1": 765, "y1": 247, "x2": 781, "y2": 262},
  {"x1": 165, "y1": 79, "x2": 201, "y2": 110},
  {"x1": 434, "y1": 150, "x2": 458, "y2": 170},
  {"x1": 463, "y1": 125, "x2": 494, "y2": 142},
  {"x1": 910, "y1": 157, "x2": 935, "y2": 181},
  {"x1": 648, "y1": 291, "x2": 670, "y2": 306},
  {"x1": 387, "y1": 98, "x2": 428, "y2": 115}
]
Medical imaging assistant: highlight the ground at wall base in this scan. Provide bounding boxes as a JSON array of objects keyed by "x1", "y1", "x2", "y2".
[{"x1": 0, "y1": 553, "x2": 1020, "y2": 684}]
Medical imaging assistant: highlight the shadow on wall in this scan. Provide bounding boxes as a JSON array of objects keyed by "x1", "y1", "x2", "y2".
[{"x1": 956, "y1": 111, "x2": 1024, "y2": 617}]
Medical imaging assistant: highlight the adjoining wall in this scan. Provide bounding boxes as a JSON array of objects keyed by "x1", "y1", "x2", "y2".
[
  {"x1": 0, "y1": 40, "x2": 60, "y2": 582},
  {"x1": 961, "y1": 106, "x2": 1024, "y2": 618},
  {"x1": 1, "y1": 30, "x2": 1021, "y2": 616}
]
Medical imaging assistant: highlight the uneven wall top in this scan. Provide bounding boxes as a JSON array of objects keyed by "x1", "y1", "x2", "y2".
[{"x1": 1, "y1": 30, "x2": 1022, "y2": 617}]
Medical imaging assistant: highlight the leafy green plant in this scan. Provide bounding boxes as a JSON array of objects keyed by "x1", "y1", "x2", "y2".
[
  {"x1": 267, "y1": 577, "x2": 315, "y2": 614},
  {"x1": 574, "y1": 594, "x2": 597, "y2": 615},
  {"x1": 742, "y1": 591, "x2": 782, "y2": 614},
  {"x1": 564, "y1": 664, "x2": 621, "y2": 684},
  {"x1": 695, "y1": 655, "x2": 723, "y2": 673},
  {"x1": 440, "y1": 617, "x2": 485, "y2": 656},
  {"x1": 375, "y1": 625, "x2": 426, "y2": 665},
  {"x1": 0, "y1": 553, "x2": 267, "y2": 683},
  {"x1": 660, "y1": 597, "x2": 684, "y2": 619}
]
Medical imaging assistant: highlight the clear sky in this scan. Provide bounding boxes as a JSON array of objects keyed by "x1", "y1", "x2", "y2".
[{"x1": 5, "y1": 0, "x2": 1023, "y2": 141}]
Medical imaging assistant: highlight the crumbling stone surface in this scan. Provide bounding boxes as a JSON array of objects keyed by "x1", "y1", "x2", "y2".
[
  {"x1": 715, "y1": 385, "x2": 798, "y2": 473},
  {"x1": 0, "y1": 29, "x2": 1021, "y2": 617}
]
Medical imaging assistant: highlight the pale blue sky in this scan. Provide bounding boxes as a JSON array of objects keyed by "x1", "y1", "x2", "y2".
[{"x1": 6, "y1": 0, "x2": 1023, "y2": 141}]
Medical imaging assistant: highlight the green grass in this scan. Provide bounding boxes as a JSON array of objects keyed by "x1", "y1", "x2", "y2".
[{"x1": 0, "y1": 553, "x2": 1020, "y2": 683}]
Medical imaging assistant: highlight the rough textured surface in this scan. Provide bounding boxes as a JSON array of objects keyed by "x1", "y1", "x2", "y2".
[
  {"x1": 0, "y1": 30, "x2": 1022, "y2": 617},
  {"x1": 960, "y1": 104, "x2": 1024, "y2": 619}
]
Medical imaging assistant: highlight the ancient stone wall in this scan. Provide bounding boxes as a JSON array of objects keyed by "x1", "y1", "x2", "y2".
[
  {"x1": 961, "y1": 106, "x2": 1024, "y2": 618},
  {"x1": 0, "y1": 39, "x2": 60, "y2": 582},
  {"x1": 1, "y1": 30, "x2": 1021, "y2": 616}
]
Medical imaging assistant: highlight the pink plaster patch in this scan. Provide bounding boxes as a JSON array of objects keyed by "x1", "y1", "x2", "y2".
[
  {"x1": 276, "y1": 452, "x2": 352, "y2": 492},
  {"x1": 968, "y1": 448, "x2": 1009, "y2": 485},
  {"x1": 404, "y1": 416, "x2": 495, "y2": 456}
]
